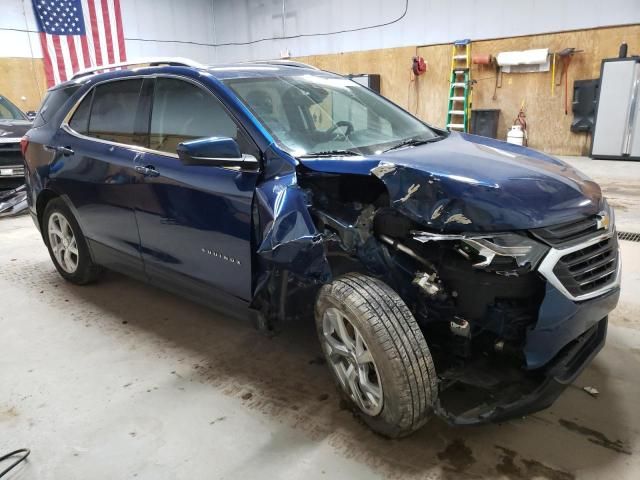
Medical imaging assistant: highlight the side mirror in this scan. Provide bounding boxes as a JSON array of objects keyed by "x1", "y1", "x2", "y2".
[{"x1": 176, "y1": 137, "x2": 259, "y2": 169}]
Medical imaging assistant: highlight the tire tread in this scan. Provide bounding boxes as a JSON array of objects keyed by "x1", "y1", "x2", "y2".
[{"x1": 316, "y1": 272, "x2": 437, "y2": 437}]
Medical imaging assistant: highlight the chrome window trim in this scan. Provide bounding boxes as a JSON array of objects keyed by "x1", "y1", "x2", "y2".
[
  {"x1": 188, "y1": 154, "x2": 259, "y2": 164},
  {"x1": 0, "y1": 137, "x2": 23, "y2": 144},
  {"x1": 61, "y1": 73, "x2": 260, "y2": 163},
  {"x1": 537, "y1": 230, "x2": 621, "y2": 302},
  {"x1": 60, "y1": 124, "x2": 180, "y2": 159}
]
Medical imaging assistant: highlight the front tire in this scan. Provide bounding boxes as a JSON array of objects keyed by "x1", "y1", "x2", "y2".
[
  {"x1": 315, "y1": 273, "x2": 438, "y2": 438},
  {"x1": 43, "y1": 198, "x2": 101, "y2": 285}
]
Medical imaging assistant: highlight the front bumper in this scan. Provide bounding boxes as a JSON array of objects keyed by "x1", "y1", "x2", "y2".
[
  {"x1": 439, "y1": 314, "x2": 610, "y2": 425},
  {"x1": 482, "y1": 315, "x2": 608, "y2": 424}
]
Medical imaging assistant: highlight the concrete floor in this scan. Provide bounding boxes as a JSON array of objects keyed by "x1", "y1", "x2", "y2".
[
  {"x1": 1, "y1": 157, "x2": 640, "y2": 479},
  {"x1": 560, "y1": 156, "x2": 640, "y2": 233}
]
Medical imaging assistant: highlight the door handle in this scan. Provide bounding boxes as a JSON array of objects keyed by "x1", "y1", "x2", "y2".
[
  {"x1": 135, "y1": 164, "x2": 160, "y2": 177},
  {"x1": 45, "y1": 145, "x2": 74, "y2": 156}
]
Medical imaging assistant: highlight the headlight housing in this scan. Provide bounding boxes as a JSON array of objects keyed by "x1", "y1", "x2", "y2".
[
  {"x1": 460, "y1": 234, "x2": 549, "y2": 272},
  {"x1": 412, "y1": 230, "x2": 550, "y2": 274}
]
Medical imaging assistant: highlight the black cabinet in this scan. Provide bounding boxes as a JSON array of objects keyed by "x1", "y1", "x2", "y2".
[{"x1": 471, "y1": 109, "x2": 500, "y2": 139}]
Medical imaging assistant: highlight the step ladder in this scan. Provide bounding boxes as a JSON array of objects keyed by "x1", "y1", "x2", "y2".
[{"x1": 446, "y1": 39, "x2": 472, "y2": 132}]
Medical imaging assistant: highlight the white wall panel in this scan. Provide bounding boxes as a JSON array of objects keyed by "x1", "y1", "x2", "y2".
[
  {"x1": 0, "y1": 0, "x2": 42, "y2": 58},
  {"x1": 120, "y1": 0, "x2": 218, "y2": 63},
  {"x1": 212, "y1": 0, "x2": 640, "y2": 62},
  {"x1": 1, "y1": 0, "x2": 639, "y2": 63}
]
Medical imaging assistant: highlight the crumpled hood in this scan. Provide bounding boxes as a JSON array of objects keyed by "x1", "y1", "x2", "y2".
[{"x1": 298, "y1": 132, "x2": 603, "y2": 232}]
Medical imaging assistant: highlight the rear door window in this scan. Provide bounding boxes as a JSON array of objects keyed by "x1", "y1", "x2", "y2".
[
  {"x1": 149, "y1": 77, "x2": 257, "y2": 157},
  {"x1": 88, "y1": 79, "x2": 144, "y2": 146}
]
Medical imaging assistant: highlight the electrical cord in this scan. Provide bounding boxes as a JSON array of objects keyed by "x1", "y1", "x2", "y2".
[
  {"x1": 0, "y1": 449, "x2": 30, "y2": 478},
  {"x1": 126, "y1": 0, "x2": 409, "y2": 47},
  {"x1": 2, "y1": 1, "x2": 409, "y2": 48}
]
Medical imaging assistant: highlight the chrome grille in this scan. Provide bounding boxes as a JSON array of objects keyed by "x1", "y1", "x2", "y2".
[
  {"x1": 0, "y1": 141, "x2": 23, "y2": 168},
  {"x1": 552, "y1": 236, "x2": 618, "y2": 296},
  {"x1": 532, "y1": 215, "x2": 600, "y2": 246}
]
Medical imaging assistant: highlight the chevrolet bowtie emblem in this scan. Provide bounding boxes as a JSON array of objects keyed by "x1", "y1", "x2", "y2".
[{"x1": 596, "y1": 211, "x2": 610, "y2": 231}]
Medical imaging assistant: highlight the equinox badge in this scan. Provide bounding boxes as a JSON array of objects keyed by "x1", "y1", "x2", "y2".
[{"x1": 201, "y1": 248, "x2": 241, "y2": 265}]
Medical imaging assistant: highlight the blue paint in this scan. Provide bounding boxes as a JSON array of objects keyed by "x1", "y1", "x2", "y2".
[
  {"x1": 300, "y1": 132, "x2": 603, "y2": 232},
  {"x1": 177, "y1": 136, "x2": 242, "y2": 160},
  {"x1": 526, "y1": 284, "x2": 619, "y2": 369}
]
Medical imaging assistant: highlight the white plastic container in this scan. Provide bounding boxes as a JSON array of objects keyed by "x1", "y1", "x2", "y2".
[{"x1": 507, "y1": 125, "x2": 525, "y2": 145}]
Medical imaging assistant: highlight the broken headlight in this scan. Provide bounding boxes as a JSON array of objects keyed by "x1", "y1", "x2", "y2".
[
  {"x1": 412, "y1": 230, "x2": 549, "y2": 274},
  {"x1": 459, "y1": 233, "x2": 549, "y2": 273}
]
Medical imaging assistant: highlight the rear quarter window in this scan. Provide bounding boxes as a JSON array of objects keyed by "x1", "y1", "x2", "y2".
[
  {"x1": 68, "y1": 90, "x2": 93, "y2": 135},
  {"x1": 33, "y1": 85, "x2": 80, "y2": 128}
]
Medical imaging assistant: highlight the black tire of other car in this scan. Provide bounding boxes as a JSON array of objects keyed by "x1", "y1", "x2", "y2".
[
  {"x1": 43, "y1": 198, "x2": 102, "y2": 284},
  {"x1": 315, "y1": 273, "x2": 438, "y2": 437}
]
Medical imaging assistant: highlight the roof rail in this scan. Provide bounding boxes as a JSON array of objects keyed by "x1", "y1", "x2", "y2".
[
  {"x1": 248, "y1": 60, "x2": 319, "y2": 70},
  {"x1": 70, "y1": 57, "x2": 206, "y2": 80}
]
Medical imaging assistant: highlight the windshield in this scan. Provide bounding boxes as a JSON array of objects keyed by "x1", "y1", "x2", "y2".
[
  {"x1": 224, "y1": 74, "x2": 439, "y2": 156},
  {"x1": 0, "y1": 96, "x2": 28, "y2": 121}
]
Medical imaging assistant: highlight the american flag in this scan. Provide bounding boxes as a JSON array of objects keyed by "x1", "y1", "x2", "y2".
[{"x1": 33, "y1": 0, "x2": 127, "y2": 87}]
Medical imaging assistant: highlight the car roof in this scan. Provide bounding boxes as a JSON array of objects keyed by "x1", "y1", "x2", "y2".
[{"x1": 50, "y1": 59, "x2": 336, "y2": 91}]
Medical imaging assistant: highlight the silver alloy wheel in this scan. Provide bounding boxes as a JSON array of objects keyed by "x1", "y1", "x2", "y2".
[
  {"x1": 48, "y1": 211, "x2": 79, "y2": 274},
  {"x1": 321, "y1": 307, "x2": 383, "y2": 416}
]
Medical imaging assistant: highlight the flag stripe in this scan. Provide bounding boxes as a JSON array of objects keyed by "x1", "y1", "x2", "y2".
[
  {"x1": 39, "y1": 32, "x2": 56, "y2": 88},
  {"x1": 67, "y1": 36, "x2": 80, "y2": 76},
  {"x1": 45, "y1": 35, "x2": 61, "y2": 85},
  {"x1": 86, "y1": 0, "x2": 103, "y2": 67},
  {"x1": 113, "y1": 0, "x2": 126, "y2": 61},
  {"x1": 52, "y1": 35, "x2": 66, "y2": 83},
  {"x1": 94, "y1": 0, "x2": 109, "y2": 68},
  {"x1": 73, "y1": 35, "x2": 85, "y2": 70},
  {"x1": 101, "y1": 0, "x2": 115, "y2": 64},
  {"x1": 106, "y1": 0, "x2": 120, "y2": 63},
  {"x1": 80, "y1": 34, "x2": 92, "y2": 69},
  {"x1": 81, "y1": 0, "x2": 97, "y2": 68},
  {"x1": 61, "y1": 37, "x2": 74, "y2": 80}
]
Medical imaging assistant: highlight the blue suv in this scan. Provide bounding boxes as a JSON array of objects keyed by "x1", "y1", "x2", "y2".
[{"x1": 23, "y1": 58, "x2": 620, "y2": 437}]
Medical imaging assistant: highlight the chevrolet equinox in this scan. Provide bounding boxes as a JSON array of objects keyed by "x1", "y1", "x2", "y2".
[{"x1": 23, "y1": 58, "x2": 620, "y2": 437}]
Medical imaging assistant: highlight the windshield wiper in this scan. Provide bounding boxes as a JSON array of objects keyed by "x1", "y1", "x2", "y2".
[
  {"x1": 383, "y1": 136, "x2": 442, "y2": 153},
  {"x1": 299, "y1": 149, "x2": 361, "y2": 158}
]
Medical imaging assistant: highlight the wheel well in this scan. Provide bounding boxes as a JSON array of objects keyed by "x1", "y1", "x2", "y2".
[{"x1": 36, "y1": 190, "x2": 59, "y2": 230}]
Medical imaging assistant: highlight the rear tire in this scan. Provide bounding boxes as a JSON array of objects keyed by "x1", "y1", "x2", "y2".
[
  {"x1": 315, "y1": 272, "x2": 438, "y2": 438},
  {"x1": 43, "y1": 198, "x2": 101, "y2": 285}
]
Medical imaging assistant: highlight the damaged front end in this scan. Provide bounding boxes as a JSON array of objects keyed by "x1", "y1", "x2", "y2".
[
  {"x1": 291, "y1": 152, "x2": 620, "y2": 424},
  {"x1": 249, "y1": 148, "x2": 332, "y2": 331}
]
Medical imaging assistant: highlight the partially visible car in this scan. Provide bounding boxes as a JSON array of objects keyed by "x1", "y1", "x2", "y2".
[{"x1": 0, "y1": 95, "x2": 32, "y2": 190}]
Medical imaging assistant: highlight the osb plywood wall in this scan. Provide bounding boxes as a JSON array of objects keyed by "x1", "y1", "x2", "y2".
[
  {"x1": 0, "y1": 58, "x2": 46, "y2": 113},
  {"x1": 298, "y1": 25, "x2": 640, "y2": 156}
]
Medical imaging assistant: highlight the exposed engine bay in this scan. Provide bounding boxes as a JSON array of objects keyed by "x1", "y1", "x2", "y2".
[{"x1": 296, "y1": 169, "x2": 560, "y2": 422}]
